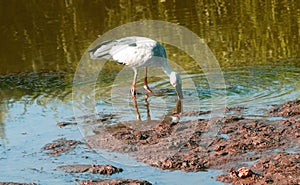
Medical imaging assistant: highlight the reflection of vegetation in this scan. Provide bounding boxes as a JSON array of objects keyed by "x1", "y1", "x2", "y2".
[
  {"x1": 0, "y1": 1, "x2": 299, "y2": 100},
  {"x1": 0, "y1": 0, "x2": 299, "y2": 75},
  {"x1": 192, "y1": 0, "x2": 300, "y2": 66},
  {"x1": 0, "y1": 72, "x2": 72, "y2": 104}
]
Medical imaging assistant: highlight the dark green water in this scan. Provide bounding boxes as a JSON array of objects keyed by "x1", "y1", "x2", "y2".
[
  {"x1": 1, "y1": 0, "x2": 299, "y2": 74},
  {"x1": 0, "y1": 0, "x2": 300, "y2": 184}
]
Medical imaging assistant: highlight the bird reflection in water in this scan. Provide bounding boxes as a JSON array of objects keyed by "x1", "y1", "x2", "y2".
[{"x1": 132, "y1": 92, "x2": 182, "y2": 121}]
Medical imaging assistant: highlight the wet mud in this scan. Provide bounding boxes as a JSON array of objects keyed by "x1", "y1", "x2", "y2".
[
  {"x1": 83, "y1": 99, "x2": 300, "y2": 184},
  {"x1": 58, "y1": 164, "x2": 123, "y2": 175},
  {"x1": 77, "y1": 179, "x2": 152, "y2": 185},
  {"x1": 42, "y1": 138, "x2": 82, "y2": 156},
  {"x1": 268, "y1": 99, "x2": 300, "y2": 120},
  {"x1": 19, "y1": 99, "x2": 299, "y2": 185},
  {"x1": 217, "y1": 153, "x2": 300, "y2": 184}
]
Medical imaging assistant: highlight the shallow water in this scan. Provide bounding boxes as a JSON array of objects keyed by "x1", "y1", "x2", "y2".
[
  {"x1": 0, "y1": 84, "x2": 224, "y2": 184},
  {"x1": 1, "y1": 0, "x2": 300, "y2": 184},
  {"x1": 90, "y1": 64, "x2": 300, "y2": 122},
  {"x1": 1, "y1": 64, "x2": 299, "y2": 184}
]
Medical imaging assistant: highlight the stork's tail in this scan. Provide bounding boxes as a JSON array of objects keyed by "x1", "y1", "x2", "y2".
[{"x1": 89, "y1": 40, "x2": 116, "y2": 60}]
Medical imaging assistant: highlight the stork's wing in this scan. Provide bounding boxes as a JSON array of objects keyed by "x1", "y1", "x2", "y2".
[{"x1": 89, "y1": 37, "x2": 137, "y2": 63}]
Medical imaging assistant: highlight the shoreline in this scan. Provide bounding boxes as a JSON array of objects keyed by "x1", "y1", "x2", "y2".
[{"x1": 2, "y1": 99, "x2": 299, "y2": 185}]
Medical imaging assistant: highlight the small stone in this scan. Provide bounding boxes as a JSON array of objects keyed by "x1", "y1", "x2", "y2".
[{"x1": 237, "y1": 167, "x2": 253, "y2": 178}]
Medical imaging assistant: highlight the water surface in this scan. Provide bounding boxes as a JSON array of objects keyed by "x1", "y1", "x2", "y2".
[{"x1": 0, "y1": 0, "x2": 300, "y2": 184}]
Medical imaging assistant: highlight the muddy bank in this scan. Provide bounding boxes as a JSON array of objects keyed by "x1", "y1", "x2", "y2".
[
  {"x1": 217, "y1": 153, "x2": 300, "y2": 184},
  {"x1": 77, "y1": 179, "x2": 152, "y2": 185},
  {"x1": 58, "y1": 164, "x2": 123, "y2": 175},
  {"x1": 42, "y1": 138, "x2": 82, "y2": 156},
  {"x1": 86, "y1": 116, "x2": 299, "y2": 171},
  {"x1": 83, "y1": 99, "x2": 300, "y2": 184},
  {"x1": 269, "y1": 99, "x2": 300, "y2": 120}
]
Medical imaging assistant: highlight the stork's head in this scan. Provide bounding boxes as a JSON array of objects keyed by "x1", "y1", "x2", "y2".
[{"x1": 170, "y1": 72, "x2": 183, "y2": 99}]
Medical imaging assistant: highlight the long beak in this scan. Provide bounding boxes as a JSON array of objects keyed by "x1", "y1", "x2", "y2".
[{"x1": 175, "y1": 84, "x2": 183, "y2": 99}]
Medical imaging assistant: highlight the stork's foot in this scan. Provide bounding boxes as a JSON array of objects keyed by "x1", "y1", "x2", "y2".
[
  {"x1": 143, "y1": 85, "x2": 152, "y2": 94},
  {"x1": 143, "y1": 74, "x2": 152, "y2": 94}
]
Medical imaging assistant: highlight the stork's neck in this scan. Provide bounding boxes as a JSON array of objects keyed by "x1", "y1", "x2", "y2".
[{"x1": 162, "y1": 62, "x2": 173, "y2": 76}]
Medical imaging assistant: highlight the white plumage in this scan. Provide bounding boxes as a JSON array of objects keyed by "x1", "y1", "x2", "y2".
[{"x1": 89, "y1": 36, "x2": 183, "y2": 99}]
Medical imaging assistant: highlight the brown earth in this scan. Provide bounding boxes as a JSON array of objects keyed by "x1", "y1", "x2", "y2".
[
  {"x1": 58, "y1": 164, "x2": 123, "y2": 175},
  {"x1": 217, "y1": 153, "x2": 300, "y2": 185},
  {"x1": 84, "y1": 99, "x2": 300, "y2": 184},
  {"x1": 268, "y1": 99, "x2": 300, "y2": 120},
  {"x1": 77, "y1": 179, "x2": 152, "y2": 185},
  {"x1": 33, "y1": 99, "x2": 300, "y2": 185},
  {"x1": 42, "y1": 138, "x2": 82, "y2": 156}
]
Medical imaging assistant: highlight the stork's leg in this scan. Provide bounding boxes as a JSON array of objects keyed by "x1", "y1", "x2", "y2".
[
  {"x1": 131, "y1": 69, "x2": 138, "y2": 98},
  {"x1": 143, "y1": 67, "x2": 152, "y2": 94},
  {"x1": 132, "y1": 96, "x2": 141, "y2": 120}
]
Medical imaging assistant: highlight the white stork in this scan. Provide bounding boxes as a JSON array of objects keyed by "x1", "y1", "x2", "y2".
[{"x1": 89, "y1": 36, "x2": 183, "y2": 100}]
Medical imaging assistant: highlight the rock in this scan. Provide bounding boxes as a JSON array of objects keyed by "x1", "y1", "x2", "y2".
[{"x1": 237, "y1": 167, "x2": 253, "y2": 178}]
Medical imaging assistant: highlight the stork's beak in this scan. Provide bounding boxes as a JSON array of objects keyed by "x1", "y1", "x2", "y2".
[{"x1": 175, "y1": 84, "x2": 183, "y2": 100}]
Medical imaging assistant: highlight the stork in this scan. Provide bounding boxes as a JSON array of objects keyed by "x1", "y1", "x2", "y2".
[{"x1": 89, "y1": 36, "x2": 183, "y2": 100}]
